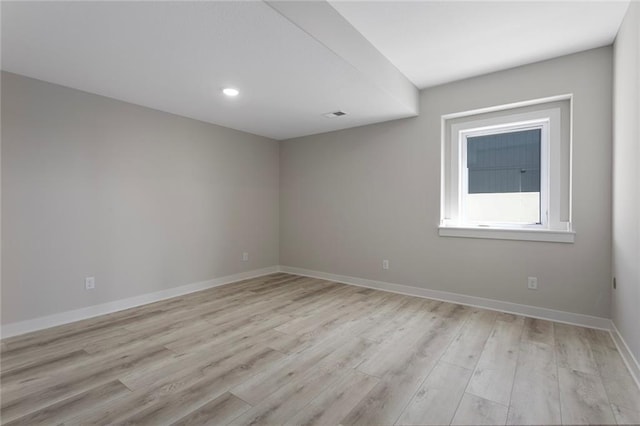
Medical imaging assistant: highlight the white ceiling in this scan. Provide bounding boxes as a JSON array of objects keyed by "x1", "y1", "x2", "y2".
[
  {"x1": 1, "y1": 1, "x2": 416, "y2": 140},
  {"x1": 330, "y1": 1, "x2": 630, "y2": 89},
  {"x1": 1, "y1": 1, "x2": 631, "y2": 140}
]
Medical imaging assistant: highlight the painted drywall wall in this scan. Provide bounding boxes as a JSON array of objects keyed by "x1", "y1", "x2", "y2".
[
  {"x1": 280, "y1": 47, "x2": 613, "y2": 318},
  {"x1": 1, "y1": 72, "x2": 280, "y2": 325},
  {"x1": 612, "y1": 2, "x2": 640, "y2": 362}
]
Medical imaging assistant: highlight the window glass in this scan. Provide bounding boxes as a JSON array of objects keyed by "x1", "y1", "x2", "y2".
[{"x1": 464, "y1": 128, "x2": 541, "y2": 224}]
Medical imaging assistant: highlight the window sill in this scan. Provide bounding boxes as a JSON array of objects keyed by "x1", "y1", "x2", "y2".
[{"x1": 438, "y1": 225, "x2": 575, "y2": 243}]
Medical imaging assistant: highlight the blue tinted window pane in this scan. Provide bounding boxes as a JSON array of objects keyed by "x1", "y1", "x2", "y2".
[{"x1": 467, "y1": 129, "x2": 541, "y2": 194}]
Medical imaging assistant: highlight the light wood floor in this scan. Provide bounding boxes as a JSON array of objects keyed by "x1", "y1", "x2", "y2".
[{"x1": 2, "y1": 273, "x2": 639, "y2": 425}]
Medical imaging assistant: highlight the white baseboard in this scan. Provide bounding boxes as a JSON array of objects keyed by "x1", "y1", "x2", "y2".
[
  {"x1": 278, "y1": 265, "x2": 612, "y2": 330},
  {"x1": 1, "y1": 266, "x2": 280, "y2": 339},
  {"x1": 609, "y1": 320, "x2": 640, "y2": 389}
]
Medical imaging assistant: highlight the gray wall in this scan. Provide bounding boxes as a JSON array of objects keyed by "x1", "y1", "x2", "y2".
[
  {"x1": 1, "y1": 72, "x2": 280, "y2": 325},
  {"x1": 1, "y1": 45, "x2": 619, "y2": 326},
  {"x1": 612, "y1": 3, "x2": 640, "y2": 362},
  {"x1": 280, "y1": 47, "x2": 613, "y2": 318}
]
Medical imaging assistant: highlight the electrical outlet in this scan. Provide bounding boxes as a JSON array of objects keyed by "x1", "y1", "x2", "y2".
[
  {"x1": 382, "y1": 259, "x2": 389, "y2": 270},
  {"x1": 242, "y1": 252, "x2": 249, "y2": 262},
  {"x1": 85, "y1": 276, "x2": 95, "y2": 290},
  {"x1": 527, "y1": 276, "x2": 538, "y2": 290}
]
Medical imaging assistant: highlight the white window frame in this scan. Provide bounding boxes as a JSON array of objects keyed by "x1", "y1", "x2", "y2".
[
  {"x1": 459, "y1": 119, "x2": 549, "y2": 228},
  {"x1": 439, "y1": 97, "x2": 574, "y2": 243}
]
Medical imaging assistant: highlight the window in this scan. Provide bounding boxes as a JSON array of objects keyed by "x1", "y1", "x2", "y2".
[
  {"x1": 439, "y1": 96, "x2": 574, "y2": 243},
  {"x1": 463, "y1": 125, "x2": 545, "y2": 226}
]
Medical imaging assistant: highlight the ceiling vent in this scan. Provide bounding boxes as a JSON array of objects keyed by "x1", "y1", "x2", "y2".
[{"x1": 323, "y1": 111, "x2": 347, "y2": 118}]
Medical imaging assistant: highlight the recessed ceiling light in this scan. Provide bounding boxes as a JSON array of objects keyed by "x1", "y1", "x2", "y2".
[{"x1": 222, "y1": 88, "x2": 239, "y2": 97}]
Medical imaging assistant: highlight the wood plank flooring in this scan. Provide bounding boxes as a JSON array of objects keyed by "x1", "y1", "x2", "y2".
[{"x1": 1, "y1": 273, "x2": 639, "y2": 425}]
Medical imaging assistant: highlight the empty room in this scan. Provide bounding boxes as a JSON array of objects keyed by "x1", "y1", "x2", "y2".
[{"x1": 1, "y1": 0, "x2": 639, "y2": 425}]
